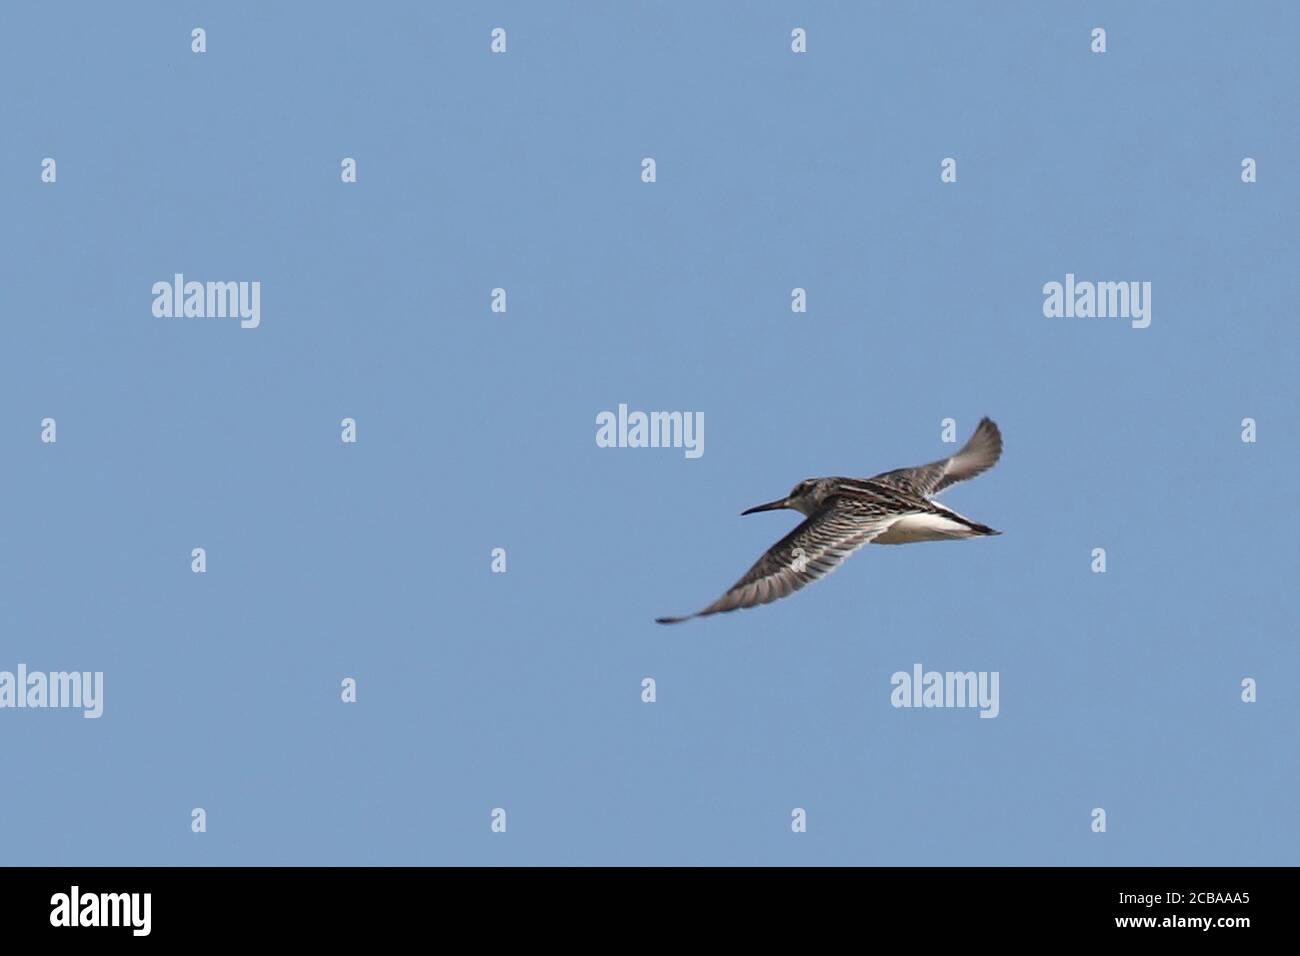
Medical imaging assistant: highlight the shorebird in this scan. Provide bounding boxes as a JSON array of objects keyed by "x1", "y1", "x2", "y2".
[{"x1": 656, "y1": 417, "x2": 1003, "y2": 624}]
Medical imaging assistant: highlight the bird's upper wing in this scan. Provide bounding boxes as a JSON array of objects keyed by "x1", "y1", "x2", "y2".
[
  {"x1": 656, "y1": 500, "x2": 903, "y2": 624},
  {"x1": 869, "y1": 417, "x2": 1002, "y2": 498}
]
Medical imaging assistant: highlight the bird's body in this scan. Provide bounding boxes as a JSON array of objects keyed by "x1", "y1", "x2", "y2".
[{"x1": 656, "y1": 417, "x2": 1003, "y2": 624}]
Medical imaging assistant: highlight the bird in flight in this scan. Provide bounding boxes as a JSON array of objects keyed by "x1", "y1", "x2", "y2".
[{"x1": 656, "y1": 417, "x2": 1003, "y2": 624}]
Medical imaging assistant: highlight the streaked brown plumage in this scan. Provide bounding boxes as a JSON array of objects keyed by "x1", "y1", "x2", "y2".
[{"x1": 656, "y1": 418, "x2": 1003, "y2": 624}]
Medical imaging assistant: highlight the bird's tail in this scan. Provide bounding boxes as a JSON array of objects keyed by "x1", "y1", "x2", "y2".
[{"x1": 946, "y1": 509, "x2": 1001, "y2": 536}]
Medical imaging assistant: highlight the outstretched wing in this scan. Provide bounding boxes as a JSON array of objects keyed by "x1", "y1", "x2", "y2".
[
  {"x1": 656, "y1": 501, "x2": 903, "y2": 624},
  {"x1": 871, "y1": 417, "x2": 1002, "y2": 498}
]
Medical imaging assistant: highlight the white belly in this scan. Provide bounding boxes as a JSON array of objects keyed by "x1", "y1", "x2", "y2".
[{"x1": 875, "y1": 512, "x2": 977, "y2": 545}]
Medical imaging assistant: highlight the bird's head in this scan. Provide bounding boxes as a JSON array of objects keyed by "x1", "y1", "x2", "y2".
[{"x1": 742, "y1": 478, "x2": 826, "y2": 517}]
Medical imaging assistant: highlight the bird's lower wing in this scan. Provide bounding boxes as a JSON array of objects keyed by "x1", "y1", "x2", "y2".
[
  {"x1": 870, "y1": 416, "x2": 1002, "y2": 497},
  {"x1": 656, "y1": 504, "x2": 902, "y2": 624}
]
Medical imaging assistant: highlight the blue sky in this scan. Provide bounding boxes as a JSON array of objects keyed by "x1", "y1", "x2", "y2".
[{"x1": 1, "y1": 1, "x2": 1296, "y2": 865}]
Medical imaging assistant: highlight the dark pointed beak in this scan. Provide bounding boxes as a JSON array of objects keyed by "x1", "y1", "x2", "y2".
[{"x1": 741, "y1": 497, "x2": 790, "y2": 516}]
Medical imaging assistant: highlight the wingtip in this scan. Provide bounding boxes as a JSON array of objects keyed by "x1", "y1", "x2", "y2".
[{"x1": 655, "y1": 615, "x2": 689, "y2": 625}]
